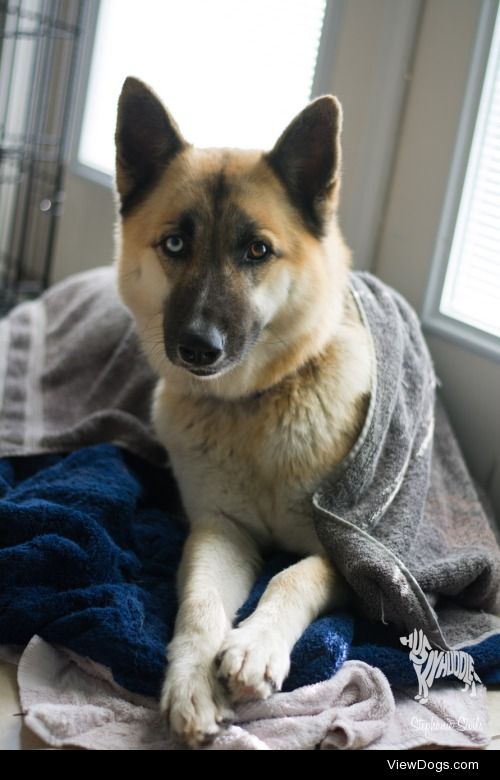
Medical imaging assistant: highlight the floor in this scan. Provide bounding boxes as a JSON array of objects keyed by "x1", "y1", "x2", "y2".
[
  {"x1": 1, "y1": 659, "x2": 499, "y2": 750},
  {"x1": 0, "y1": 661, "x2": 47, "y2": 749}
]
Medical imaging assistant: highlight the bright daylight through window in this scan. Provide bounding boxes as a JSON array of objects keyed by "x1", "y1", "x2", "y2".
[
  {"x1": 79, "y1": 0, "x2": 326, "y2": 175},
  {"x1": 440, "y1": 9, "x2": 500, "y2": 339}
]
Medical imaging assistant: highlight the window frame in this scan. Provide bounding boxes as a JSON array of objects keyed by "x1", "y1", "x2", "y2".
[
  {"x1": 67, "y1": 0, "x2": 112, "y2": 189},
  {"x1": 422, "y1": 0, "x2": 500, "y2": 362},
  {"x1": 68, "y1": 0, "x2": 335, "y2": 192}
]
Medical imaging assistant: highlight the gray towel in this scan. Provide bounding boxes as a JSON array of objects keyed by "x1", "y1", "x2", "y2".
[
  {"x1": 313, "y1": 274, "x2": 500, "y2": 649},
  {"x1": 0, "y1": 267, "x2": 164, "y2": 465}
]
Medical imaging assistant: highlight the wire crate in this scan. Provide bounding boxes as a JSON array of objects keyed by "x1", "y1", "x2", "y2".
[{"x1": 0, "y1": 0, "x2": 85, "y2": 314}]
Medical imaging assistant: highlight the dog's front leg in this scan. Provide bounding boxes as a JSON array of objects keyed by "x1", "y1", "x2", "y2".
[
  {"x1": 217, "y1": 554, "x2": 349, "y2": 703},
  {"x1": 161, "y1": 518, "x2": 261, "y2": 747}
]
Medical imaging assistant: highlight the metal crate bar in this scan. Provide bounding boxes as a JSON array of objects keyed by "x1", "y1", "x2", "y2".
[{"x1": 0, "y1": 0, "x2": 85, "y2": 313}]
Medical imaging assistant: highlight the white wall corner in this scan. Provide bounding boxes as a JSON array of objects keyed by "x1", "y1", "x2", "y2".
[{"x1": 312, "y1": 0, "x2": 423, "y2": 271}]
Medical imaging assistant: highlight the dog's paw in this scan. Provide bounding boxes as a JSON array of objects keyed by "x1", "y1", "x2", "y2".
[
  {"x1": 161, "y1": 664, "x2": 233, "y2": 748},
  {"x1": 216, "y1": 623, "x2": 290, "y2": 703}
]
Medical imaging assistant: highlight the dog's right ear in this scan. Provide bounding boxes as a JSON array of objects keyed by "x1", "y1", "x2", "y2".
[{"x1": 115, "y1": 77, "x2": 186, "y2": 215}]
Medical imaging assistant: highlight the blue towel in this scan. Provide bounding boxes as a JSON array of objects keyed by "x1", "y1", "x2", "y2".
[{"x1": 1, "y1": 445, "x2": 499, "y2": 697}]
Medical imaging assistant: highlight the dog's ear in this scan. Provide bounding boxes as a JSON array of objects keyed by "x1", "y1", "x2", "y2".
[
  {"x1": 266, "y1": 96, "x2": 342, "y2": 236},
  {"x1": 115, "y1": 77, "x2": 186, "y2": 214}
]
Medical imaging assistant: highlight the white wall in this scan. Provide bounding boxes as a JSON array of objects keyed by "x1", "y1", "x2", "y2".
[
  {"x1": 51, "y1": 171, "x2": 115, "y2": 282},
  {"x1": 375, "y1": 0, "x2": 500, "y2": 518}
]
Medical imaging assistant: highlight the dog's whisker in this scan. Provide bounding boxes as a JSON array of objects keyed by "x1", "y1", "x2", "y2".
[{"x1": 264, "y1": 327, "x2": 291, "y2": 350}]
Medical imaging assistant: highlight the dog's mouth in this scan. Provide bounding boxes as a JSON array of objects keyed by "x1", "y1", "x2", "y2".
[
  {"x1": 175, "y1": 352, "x2": 245, "y2": 380},
  {"x1": 184, "y1": 365, "x2": 224, "y2": 379},
  {"x1": 167, "y1": 342, "x2": 257, "y2": 381}
]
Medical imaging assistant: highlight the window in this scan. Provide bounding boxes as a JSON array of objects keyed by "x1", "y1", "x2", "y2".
[
  {"x1": 440, "y1": 7, "x2": 500, "y2": 338},
  {"x1": 78, "y1": 0, "x2": 327, "y2": 177},
  {"x1": 424, "y1": 1, "x2": 500, "y2": 353}
]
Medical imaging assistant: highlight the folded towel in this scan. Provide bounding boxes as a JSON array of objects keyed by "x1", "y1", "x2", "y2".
[
  {"x1": 1, "y1": 445, "x2": 499, "y2": 698},
  {"x1": 314, "y1": 274, "x2": 500, "y2": 650},
  {"x1": 16, "y1": 636, "x2": 489, "y2": 750},
  {"x1": 0, "y1": 268, "x2": 163, "y2": 465}
]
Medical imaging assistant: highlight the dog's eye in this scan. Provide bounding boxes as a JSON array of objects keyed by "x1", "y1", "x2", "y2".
[
  {"x1": 246, "y1": 241, "x2": 270, "y2": 262},
  {"x1": 160, "y1": 235, "x2": 185, "y2": 257}
]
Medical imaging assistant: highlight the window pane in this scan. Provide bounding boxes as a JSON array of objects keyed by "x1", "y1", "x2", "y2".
[
  {"x1": 440, "y1": 9, "x2": 500, "y2": 338},
  {"x1": 79, "y1": 0, "x2": 326, "y2": 175}
]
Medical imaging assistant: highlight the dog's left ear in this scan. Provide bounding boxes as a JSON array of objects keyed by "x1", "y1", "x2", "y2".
[{"x1": 266, "y1": 96, "x2": 342, "y2": 236}]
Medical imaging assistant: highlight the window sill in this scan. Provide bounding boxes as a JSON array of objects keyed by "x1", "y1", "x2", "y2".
[
  {"x1": 72, "y1": 161, "x2": 113, "y2": 190},
  {"x1": 423, "y1": 311, "x2": 500, "y2": 364}
]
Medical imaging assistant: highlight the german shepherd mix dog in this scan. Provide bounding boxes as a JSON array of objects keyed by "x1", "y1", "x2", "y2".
[{"x1": 115, "y1": 77, "x2": 372, "y2": 747}]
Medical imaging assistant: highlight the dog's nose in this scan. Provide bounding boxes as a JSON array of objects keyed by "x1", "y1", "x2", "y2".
[{"x1": 177, "y1": 325, "x2": 224, "y2": 367}]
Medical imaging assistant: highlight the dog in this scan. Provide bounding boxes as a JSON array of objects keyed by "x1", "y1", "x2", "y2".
[
  {"x1": 400, "y1": 630, "x2": 482, "y2": 703},
  {"x1": 115, "y1": 77, "x2": 373, "y2": 747}
]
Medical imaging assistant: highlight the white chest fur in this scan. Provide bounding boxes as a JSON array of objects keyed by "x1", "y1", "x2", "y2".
[{"x1": 153, "y1": 306, "x2": 372, "y2": 557}]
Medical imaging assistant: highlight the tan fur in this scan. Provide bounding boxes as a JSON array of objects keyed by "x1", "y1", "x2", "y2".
[
  {"x1": 119, "y1": 149, "x2": 353, "y2": 400},
  {"x1": 116, "y1": 87, "x2": 373, "y2": 747}
]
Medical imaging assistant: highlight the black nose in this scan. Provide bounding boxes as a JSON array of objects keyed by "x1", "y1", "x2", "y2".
[{"x1": 177, "y1": 325, "x2": 224, "y2": 367}]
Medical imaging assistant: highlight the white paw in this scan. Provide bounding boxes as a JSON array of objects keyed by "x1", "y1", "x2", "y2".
[
  {"x1": 216, "y1": 622, "x2": 291, "y2": 703},
  {"x1": 161, "y1": 661, "x2": 233, "y2": 748}
]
